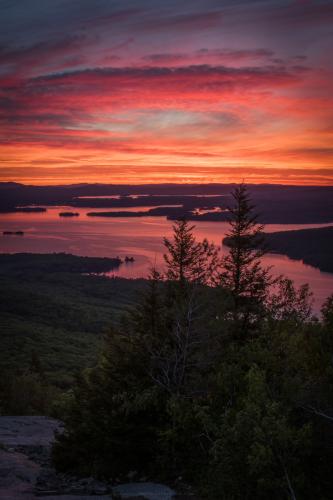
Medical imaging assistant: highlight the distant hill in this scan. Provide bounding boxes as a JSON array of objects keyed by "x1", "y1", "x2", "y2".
[{"x1": 1, "y1": 182, "x2": 333, "y2": 223}]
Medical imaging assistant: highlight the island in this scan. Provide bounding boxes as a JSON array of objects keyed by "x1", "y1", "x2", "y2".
[
  {"x1": 87, "y1": 210, "x2": 149, "y2": 217},
  {"x1": 3, "y1": 231, "x2": 24, "y2": 235},
  {"x1": 86, "y1": 206, "x2": 190, "y2": 218},
  {"x1": 59, "y1": 212, "x2": 80, "y2": 217}
]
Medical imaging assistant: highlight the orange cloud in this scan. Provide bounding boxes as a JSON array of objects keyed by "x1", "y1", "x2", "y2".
[{"x1": 1, "y1": 1, "x2": 333, "y2": 185}]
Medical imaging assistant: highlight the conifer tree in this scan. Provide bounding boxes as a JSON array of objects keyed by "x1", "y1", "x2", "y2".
[
  {"x1": 322, "y1": 293, "x2": 333, "y2": 330},
  {"x1": 163, "y1": 219, "x2": 220, "y2": 286},
  {"x1": 51, "y1": 188, "x2": 333, "y2": 498},
  {"x1": 220, "y1": 183, "x2": 273, "y2": 328}
]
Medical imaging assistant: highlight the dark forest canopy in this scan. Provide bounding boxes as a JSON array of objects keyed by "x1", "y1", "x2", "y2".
[
  {"x1": 0, "y1": 256, "x2": 145, "y2": 386},
  {"x1": 50, "y1": 185, "x2": 333, "y2": 499}
]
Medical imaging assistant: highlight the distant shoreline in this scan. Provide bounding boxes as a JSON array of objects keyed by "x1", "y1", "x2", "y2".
[
  {"x1": 224, "y1": 226, "x2": 333, "y2": 274},
  {"x1": 0, "y1": 253, "x2": 122, "y2": 274},
  {"x1": 1, "y1": 183, "x2": 332, "y2": 224}
]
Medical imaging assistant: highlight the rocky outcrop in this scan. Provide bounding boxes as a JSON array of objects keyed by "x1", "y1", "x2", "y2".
[
  {"x1": 0, "y1": 448, "x2": 38, "y2": 499},
  {"x1": 0, "y1": 416, "x2": 188, "y2": 499},
  {"x1": 113, "y1": 482, "x2": 175, "y2": 499},
  {"x1": 0, "y1": 416, "x2": 61, "y2": 447}
]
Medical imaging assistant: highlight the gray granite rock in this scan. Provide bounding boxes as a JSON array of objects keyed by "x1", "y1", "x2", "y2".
[
  {"x1": 0, "y1": 448, "x2": 39, "y2": 499},
  {"x1": 0, "y1": 416, "x2": 61, "y2": 447},
  {"x1": 0, "y1": 417, "x2": 183, "y2": 499},
  {"x1": 38, "y1": 496, "x2": 112, "y2": 499},
  {"x1": 112, "y1": 482, "x2": 176, "y2": 499}
]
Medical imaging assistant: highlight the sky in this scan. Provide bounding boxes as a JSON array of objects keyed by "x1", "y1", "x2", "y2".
[{"x1": 0, "y1": 0, "x2": 333, "y2": 185}]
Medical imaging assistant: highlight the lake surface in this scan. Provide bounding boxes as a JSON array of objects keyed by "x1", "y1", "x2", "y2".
[{"x1": 1, "y1": 205, "x2": 333, "y2": 313}]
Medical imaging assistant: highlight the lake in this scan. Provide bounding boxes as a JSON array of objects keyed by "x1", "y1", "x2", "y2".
[{"x1": 1, "y1": 205, "x2": 333, "y2": 312}]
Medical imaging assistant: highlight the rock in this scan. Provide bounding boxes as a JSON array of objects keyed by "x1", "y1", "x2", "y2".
[
  {"x1": 0, "y1": 448, "x2": 39, "y2": 499},
  {"x1": 0, "y1": 417, "x2": 115, "y2": 498},
  {"x1": 0, "y1": 416, "x2": 61, "y2": 447},
  {"x1": 112, "y1": 482, "x2": 176, "y2": 499},
  {"x1": 0, "y1": 417, "x2": 182, "y2": 499},
  {"x1": 173, "y1": 496, "x2": 202, "y2": 500},
  {"x1": 38, "y1": 496, "x2": 111, "y2": 499}
]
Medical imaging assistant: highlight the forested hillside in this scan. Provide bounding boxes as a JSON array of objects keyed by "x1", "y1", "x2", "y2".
[
  {"x1": 50, "y1": 186, "x2": 333, "y2": 499},
  {"x1": 0, "y1": 254, "x2": 145, "y2": 386}
]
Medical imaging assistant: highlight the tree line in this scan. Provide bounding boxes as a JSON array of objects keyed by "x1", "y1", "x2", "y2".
[{"x1": 50, "y1": 184, "x2": 333, "y2": 499}]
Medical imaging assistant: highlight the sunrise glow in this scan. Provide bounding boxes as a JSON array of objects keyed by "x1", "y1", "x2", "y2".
[{"x1": 1, "y1": 1, "x2": 333, "y2": 185}]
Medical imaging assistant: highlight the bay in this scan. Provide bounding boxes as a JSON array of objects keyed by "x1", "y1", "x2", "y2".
[{"x1": 1, "y1": 206, "x2": 333, "y2": 312}]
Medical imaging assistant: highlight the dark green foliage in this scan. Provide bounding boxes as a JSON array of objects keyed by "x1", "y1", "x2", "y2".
[
  {"x1": 322, "y1": 294, "x2": 333, "y2": 330},
  {"x1": 220, "y1": 184, "x2": 271, "y2": 298},
  {"x1": 53, "y1": 271, "x2": 219, "y2": 478},
  {"x1": 219, "y1": 183, "x2": 274, "y2": 338},
  {"x1": 163, "y1": 219, "x2": 220, "y2": 285},
  {"x1": 52, "y1": 333, "x2": 163, "y2": 476},
  {"x1": 0, "y1": 253, "x2": 146, "y2": 386},
  {"x1": 0, "y1": 353, "x2": 59, "y2": 415},
  {"x1": 0, "y1": 371, "x2": 59, "y2": 415},
  {"x1": 205, "y1": 367, "x2": 309, "y2": 499},
  {"x1": 52, "y1": 187, "x2": 333, "y2": 498}
]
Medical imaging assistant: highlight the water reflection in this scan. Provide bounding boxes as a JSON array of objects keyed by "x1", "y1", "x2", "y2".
[{"x1": 1, "y1": 206, "x2": 332, "y2": 312}]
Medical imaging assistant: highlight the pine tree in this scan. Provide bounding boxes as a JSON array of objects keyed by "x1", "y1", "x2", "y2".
[
  {"x1": 53, "y1": 269, "x2": 212, "y2": 477},
  {"x1": 322, "y1": 293, "x2": 333, "y2": 330},
  {"x1": 163, "y1": 219, "x2": 220, "y2": 286},
  {"x1": 220, "y1": 183, "x2": 273, "y2": 329},
  {"x1": 127, "y1": 267, "x2": 213, "y2": 399},
  {"x1": 207, "y1": 364, "x2": 311, "y2": 500}
]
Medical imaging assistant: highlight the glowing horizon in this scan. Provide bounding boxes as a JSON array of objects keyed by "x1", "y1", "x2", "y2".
[{"x1": 1, "y1": 1, "x2": 333, "y2": 186}]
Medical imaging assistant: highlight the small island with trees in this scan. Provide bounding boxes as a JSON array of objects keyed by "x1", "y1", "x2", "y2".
[
  {"x1": 3, "y1": 230, "x2": 24, "y2": 236},
  {"x1": 59, "y1": 212, "x2": 80, "y2": 217}
]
